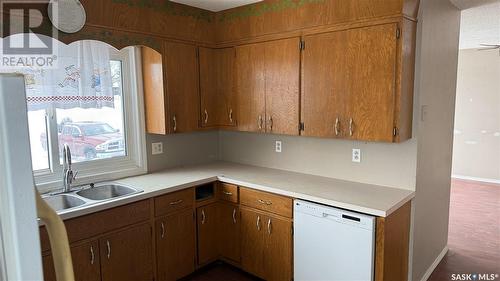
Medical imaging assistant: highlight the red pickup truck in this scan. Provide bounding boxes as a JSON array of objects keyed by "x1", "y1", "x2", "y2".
[{"x1": 41, "y1": 122, "x2": 124, "y2": 160}]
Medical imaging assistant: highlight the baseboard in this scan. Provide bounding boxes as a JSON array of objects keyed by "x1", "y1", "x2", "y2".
[
  {"x1": 419, "y1": 246, "x2": 449, "y2": 281},
  {"x1": 452, "y1": 175, "x2": 500, "y2": 185}
]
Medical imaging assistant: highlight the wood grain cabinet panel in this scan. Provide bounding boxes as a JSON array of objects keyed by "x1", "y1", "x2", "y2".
[
  {"x1": 302, "y1": 22, "x2": 413, "y2": 142},
  {"x1": 301, "y1": 30, "x2": 349, "y2": 138},
  {"x1": 199, "y1": 47, "x2": 237, "y2": 127},
  {"x1": 163, "y1": 41, "x2": 200, "y2": 133},
  {"x1": 197, "y1": 203, "x2": 219, "y2": 265},
  {"x1": 264, "y1": 215, "x2": 293, "y2": 281},
  {"x1": 99, "y1": 224, "x2": 154, "y2": 281},
  {"x1": 240, "y1": 208, "x2": 267, "y2": 279},
  {"x1": 217, "y1": 182, "x2": 239, "y2": 203},
  {"x1": 142, "y1": 47, "x2": 167, "y2": 135},
  {"x1": 235, "y1": 42, "x2": 266, "y2": 132},
  {"x1": 264, "y1": 37, "x2": 300, "y2": 135},
  {"x1": 240, "y1": 187, "x2": 293, "y2": 218},
  {"x1": 42, "y1": 241, "x2": 101, "y2": 281},
  {"x1": 236, "y1": 38, "x2": 300, "y2": 135},
  {"x1": 217, "y1": 202, "x2": 241, "y2": 263},
  {"x1": 156, "y1": 209, "x2": 196, "y2": 281}
]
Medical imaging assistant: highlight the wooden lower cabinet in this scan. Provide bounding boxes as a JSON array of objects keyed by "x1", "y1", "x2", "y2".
[
  {"x1": 240, "y1": 207, "x2": 292, "y2": 281},
  {"x1": 217, "y1": 202, "x2": 241, "y2": 263},
  {"x1": 197, "y1": 203, "x2": 219, "y2": 265},
  {"x1": 99, "y1": 224, "x2": 154, "y2": 281},
  {"x1": 156, "y1": 209, "x2": 196, "y2": 281},
  {"x1": 42, "y1": 241, "x2": 101, "y2": 281}
]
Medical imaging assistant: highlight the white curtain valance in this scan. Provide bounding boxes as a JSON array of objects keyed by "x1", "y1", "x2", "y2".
[{"x1": 1, "y1": 37, "x2": 114, "y2": 110}]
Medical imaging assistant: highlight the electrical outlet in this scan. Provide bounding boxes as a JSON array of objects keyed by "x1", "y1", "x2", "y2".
[
  {"x1": 152, "y1": 142, "x2": 163, "y2": 155},
  {"x1": 352, "y1": 148, "x2": 361, "y2": 163},
  {"x1": 275, "y1": 141, "x2": 282, "y2": 153}
]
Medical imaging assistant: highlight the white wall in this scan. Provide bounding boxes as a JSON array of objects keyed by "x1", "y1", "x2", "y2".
[
  {"x1": 219, "y1": 131, "x2": 418, "y2": 190},
  {"x1": 452, "y1": 49, "x2": 500, "y2": 182},
  {"x1": 147, "y1": 131, "x2": 219, "y2": 172},
  {"x1": 411, "y1": 0, "x2": 461, "y2": 280}
]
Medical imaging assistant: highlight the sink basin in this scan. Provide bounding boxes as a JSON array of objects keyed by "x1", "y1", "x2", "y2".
[
  {"x1": 43, "y1": 194, "x2": 86, "y2": 211},
  {"x1": 76, "y1": 184, "x2": 141, "y2": 201}
]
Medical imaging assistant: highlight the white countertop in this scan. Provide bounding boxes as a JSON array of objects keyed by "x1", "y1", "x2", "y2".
[{"x1": 51, "y1": 161, "x2": 415, "y2": 221}]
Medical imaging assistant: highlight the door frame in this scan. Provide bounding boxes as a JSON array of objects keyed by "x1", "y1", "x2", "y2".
[{"x1": 0, "y1": 74, "x2": 44, "y2": 280}]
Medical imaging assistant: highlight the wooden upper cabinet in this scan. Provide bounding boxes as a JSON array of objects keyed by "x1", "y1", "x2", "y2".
[
  {"x1": 236, "y1": 37, "x2": 300, "y2": 135},
  {"x1": 163, "y1": 41, "x2": 200, "y2": 133},
  {"x1": 346, "y1": 24, "x2": 398, "y2": 142},
  {"x1": 264, "y1": 38, "x2": 300, "y2": 135},
  {"x1": 301, "y1": 30, "x2": 349, "y2": 138},
  {"x1": 142, "y1": 47, "x2": 166, "y2": 135},
  {"x1": 235, "y1": 42, "x2": 266, "y2": 132},
  {"x1": 199, "y1": 47, "x2": 236, "y2": 128},
  {"x1": 302, "y1": 22, "x2": 414, "y2": 142},
  {"x1": 99, "y1": 224, "x2": 153, "y2": 281}
]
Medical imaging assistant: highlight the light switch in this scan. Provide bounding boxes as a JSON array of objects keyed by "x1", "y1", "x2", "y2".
[
  {"x1": 352, "y1": 148, "x2": 361, "y2": 163},
  {"x1": 152, "y1": 142, "x2": 163, "y2": 155}
]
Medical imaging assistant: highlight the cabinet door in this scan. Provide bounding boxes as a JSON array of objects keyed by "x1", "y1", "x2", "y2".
[
  {"x1": 264, "y1": 216, "x2": 293, "y2": 281},
  {"x1": 42, "y1": 241, "x2": 101, "y2": 281},
  {"x1": 217, "y1": 202, "x2": 241, "y2": 263},
  {"x1": 197, "y1": 204, "x2": 219, "y2": 265},
  {"x1": 142, "y1": 46, "x2": 166, "y2": 134},
  {"x1": 302, "y1": 30, "x2": 349, "y2": 138},
  {"x1": 240, "y1": 208, "x2": 266, "y2": 279},
  {"x1": 164, "y1": 41, "x2": 200, "y2": 133},
  {"x1": 100, "y1": 224, "x2": 153, "y2": 281},
  {"x1": 199, "y1": 47, "x2": 236, "y2": 127},
  {"x1": 156, "y1": 209, "x2": 196, "y2": 281},
  {"x1": 346, "y1": 24, "x2": 397, "y2": 142},
  {"x1": 264, "y1": 38, "x2": 300, "y2": 135},
  {"x1": 235, "y1": 43, "x2": 266, "y2": 132}
]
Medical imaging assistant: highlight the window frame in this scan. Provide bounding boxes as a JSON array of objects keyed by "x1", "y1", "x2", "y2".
[{"x1": 34, "y1": 46, "x2": 147, "y2": 193}]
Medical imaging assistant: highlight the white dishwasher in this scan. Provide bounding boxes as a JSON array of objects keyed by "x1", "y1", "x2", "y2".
[{"x1": 294, "y1": 200, "x2": 376, "y2": 281}]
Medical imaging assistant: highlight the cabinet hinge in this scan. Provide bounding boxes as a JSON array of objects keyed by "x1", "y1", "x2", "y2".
[
  {"x1": 396, "y1": 27, "x2": 401, "y2": 39},
  {"x1": 393, "y1": 127, "x2": 399, "y2": 137},
  {"x1": 299, "y1": 40, "x2": 305, "y2": 51},
  {"x1": 299, "y1": 122, "x2": 304, "y2": 131}
]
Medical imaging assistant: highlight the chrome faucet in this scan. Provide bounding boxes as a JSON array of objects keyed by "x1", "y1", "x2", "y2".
[{"x1": 62, "y1": 144, "x2": 77, "y2": 192}]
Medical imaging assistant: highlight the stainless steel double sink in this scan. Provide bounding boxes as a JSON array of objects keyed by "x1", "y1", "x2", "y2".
[{"x1": 42, "y1": 184, "x2": 143, "y2": 213}]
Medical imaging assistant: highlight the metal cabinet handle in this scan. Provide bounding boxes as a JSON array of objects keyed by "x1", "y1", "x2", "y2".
[
  {"x1": 201, "y1": 209, "x2": 206, "y2": 224},
  {"x1": 161, "y1": 222, "x2": 165, "y2": 239},
  {"x1": 256, "y1": 215, "x2": 261, "y2": 231},
  {"x1": 349, "y1": 118, "x2": 354, "y2": 136},
  {"x1": 90, "y1": 245, "x2": 95, "y2": 265},
  {"x1": 258, "y1": 115, "x2": 263, "y2": 130},
  {"x1": 229, "y1": 109, "x2": 233, "y2": 123},
  {"x1": 267, "y1": 218, "x2": 272, "y2": 235},
  {"x1": 232, "y1": 208, "x2": 237, "y2": 224},
  {"x1": 204, "y1": 109, "x2": 208, "y2": 124},
  {"x1": 258, "y1": 199, "x2": 272, "y2": 205},
  {"x1": 268, "y1": 116, "x2": 273, "y2": 131},
  {"x1": 172, "y1": 115, "x2": 177, "y2": 132},
  {"x1": 169, "y1": 199, "x2": 183, "y2": 205},
  {"x1": 334, "y1": 117, "x2": 340, "y2": 136},
  {"x1": 223, "y1": 191, "x2": 233, "y2": 196},
  {"x1": 106, "y1": 240, "x2": 111, "y2": 260}
]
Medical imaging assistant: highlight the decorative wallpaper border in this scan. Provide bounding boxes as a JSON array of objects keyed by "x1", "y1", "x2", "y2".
[
  {"x1": 111, "y1": 0, "x2": 214, "y2": 22},
  {"x1": 217, "y1": 0, "x2": 326, "y2": 22}
]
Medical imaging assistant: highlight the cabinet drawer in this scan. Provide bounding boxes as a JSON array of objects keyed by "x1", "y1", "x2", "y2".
[
  {"x1": 218, "y1": 182, "x2": 238, "y2": 203},
  {"x1": 240, "y1": 187, "x2": 292, "y2": 218},
  {"x1": 155, "y1": 188, "x2": 194, "y2": 216}
]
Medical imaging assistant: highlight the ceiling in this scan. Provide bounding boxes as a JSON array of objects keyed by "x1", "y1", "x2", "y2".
[
  {"x1": 450, "y1": 0, "x2": 500, "y2": 9},
  {"x1": 170, "y1": 0, "x2": 263, "y2": 12},
  {"x1": 459, "y1": 1, "x2": 500, "y2": 49}
]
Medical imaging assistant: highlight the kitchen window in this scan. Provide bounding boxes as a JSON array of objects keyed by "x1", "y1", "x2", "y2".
[{"x1": 23, "y1": 40, "x2": 147, "y2": 193}]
